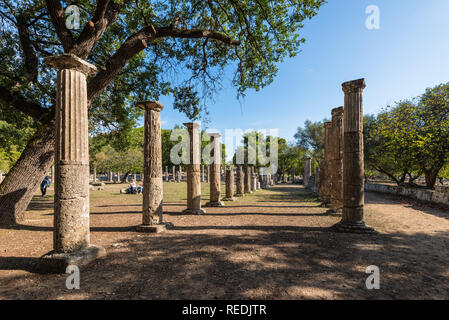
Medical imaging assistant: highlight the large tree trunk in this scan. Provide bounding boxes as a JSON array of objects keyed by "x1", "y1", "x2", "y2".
[
  {"x1": 424, "y1": 168, "x2": 440, "y2": 189},
  {"x1": 0, "y1": 124, "x2": 55, "y2": 225}
]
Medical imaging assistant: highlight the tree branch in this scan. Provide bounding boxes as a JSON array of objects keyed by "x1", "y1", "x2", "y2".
[
  {"x1": 87, "y1": 25, "x2": 240, "y2": 104},
  {"x1": 70, "y1": 0, "x2": 125, "y2": 59},
  {"x1": 45, "y1": 0, "x2": 74, "y2": 51},
  {"x1": 0, "y1": 86, "x2": 48, "y2": 120}
]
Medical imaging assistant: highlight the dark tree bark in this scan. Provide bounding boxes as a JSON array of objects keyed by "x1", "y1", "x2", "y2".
[{"x1": 0, "y1": 124, "x2": 55, "y2": 225}]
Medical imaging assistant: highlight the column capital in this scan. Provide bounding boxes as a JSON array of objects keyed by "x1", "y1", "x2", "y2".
[
  {"x1": 342, "y1": 78, "x2": 366, "y2": 93},
  {"x1": 331, "y1": 106, "x2": 344, "y2": 117},
  {"x1": 137, "y1": 100, "x2": 164, "y2": 112},
  {"x1": 208, "y1": 132, "x2": 222, "y2": 138},
  {"x1": 44, "y1": 54, "x2": 97, "y2": 75},
  {"x1": 183, "y1": 122, "x2": 201, "y2": 129},
  {"x1": 324, "y1": 121, "x2": 332, "y2": 129}
]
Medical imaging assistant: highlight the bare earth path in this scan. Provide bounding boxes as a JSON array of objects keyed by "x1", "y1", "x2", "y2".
[{"x1": 1, "y1": 183, "x2": 449, "y2": 299}]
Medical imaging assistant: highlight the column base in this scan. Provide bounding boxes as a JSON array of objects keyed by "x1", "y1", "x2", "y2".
[
  {"x1": 205, "y1": 201, "x2": 225, "y2": 207},
  {"x1": 40, "y1": 245, "x2": 106, "y2": 274},
  {"x1": 326, "y1": 208, "x2": 343, "y2": 217},
  {"x1": 136, "y1": 223, "x2": 169, "y2": 233},
  {"x1": 222, "y1": 197, "x2": 236, "y2": 202},
  {"x1": 331, "y1": 221, "x2": 377, "y2": 234},
  {"x1": 182, "y1": 208, "x2": 206, "y2": 215}
]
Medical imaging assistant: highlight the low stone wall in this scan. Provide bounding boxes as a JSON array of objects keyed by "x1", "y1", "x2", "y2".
[{"x1": 365, "y1": 183, "x2": 449, "y2": 206}]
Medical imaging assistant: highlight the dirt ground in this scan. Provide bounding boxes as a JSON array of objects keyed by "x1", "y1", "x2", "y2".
[{"x1": 1, "y1": 183, "x2": 449, "y2": 300}]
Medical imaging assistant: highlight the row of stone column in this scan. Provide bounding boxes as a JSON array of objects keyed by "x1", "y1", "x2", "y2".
[{"x1": 317, "y1": 78, "x2": 375, "y2": 233}]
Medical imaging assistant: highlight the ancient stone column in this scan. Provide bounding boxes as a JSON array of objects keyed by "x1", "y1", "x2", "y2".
[
  {"x1": 304, "y1": 158, "x2": 311, "y2": 187},
  {"x1": 244, "y1": 165, "x2": 252, "y2": 194},
  {"x1": 206, "y1": 133, "x2": 224, "y2": 207},
  {"x1": 201, "y1": 165, "x2": 205, "y2": 182},
  {"x1": 108, "y1": 171, "x2": 113, "y2": 182},
  {"x1": 172, "y1": 166, "x2": 176, "y2": 182},
  {"x1": 183, "y1": 123, "x2": 205, "y2": 214},
  {"x1": 92, "y1": 166, "x2": 97, "y2": 182},
  {"x1": 236, "y1": 166, "x2": 245, "y2": 197},
  {"x1": 42, "y1": 54, "x2": 105, "y2": 272},
  {"x1": 207, "y1": 165, "x2": 210, "y2": 183},
  {"x1": 328, "y1": 107, "x2": 344, "y2": 215},
  {"x1": 51, "y1": 165, "x2": 55, "y2": 183},
  {"x1": 251, "y1": 175, "x2": 258, "y2": 192},
  {"x1": 223, "y1": 167, "x2": 236, "y2": 201},
  {"x1": 334, "y1": 79, "x2": 375, "y2": 233},
  {"x1": 176, "y1": 165, "x2": 181, "y2": 182},
  {"x1": 116, "y1": 171, "x2": 120, "y2": 183},
  {"x1": 136, "y1": 101, "x2": 166, "y2": 233},
  {"x1": 291, "y1": 165, "x2": 295, "y2": 183}
]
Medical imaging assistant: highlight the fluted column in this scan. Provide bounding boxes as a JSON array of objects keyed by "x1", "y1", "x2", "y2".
[
  {"x1": 136, "y1": 101, "x2": 166, "y2": 233},
  {"x1": 223, "y1": 167, "x2": 236, "y2": 201},
  {"x1": 244, "y1": 165, "x2": 252, "y2": 194},
  {"x1": 206, "y1": 133, "x2": 224, "y2": 207},
  {"x1": 41, "y1": 54, "x2": 105, "y2": 272},
  {"x1": 183, "y1": 123, "x2": 205, "y2": 214},
  {"x1": 236, "y1": 166, "x2": 245, "y2": 197},
  {"x1": 334, "y1": 79, "x2": 375, "y2": 233},
  {"x1": 328, "y1": 107, "x2": 344, "y2": 215}
]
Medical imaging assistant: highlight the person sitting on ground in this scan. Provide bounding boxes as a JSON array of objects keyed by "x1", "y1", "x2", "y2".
[
  {"x1": 128, "y1": 179, "x2": 138, "y2": 194},
  {"x1": 40, "y1": 176, "x2": 51, "y2": 197}
]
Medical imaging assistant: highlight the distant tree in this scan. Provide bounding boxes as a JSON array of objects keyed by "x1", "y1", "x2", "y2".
[{"x1": 294, "y1": 120, "x2": 326, "y2": 160}]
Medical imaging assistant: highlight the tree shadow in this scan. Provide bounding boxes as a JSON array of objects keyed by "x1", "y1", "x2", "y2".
[{"x1": 2, "y1": 228, "x2": 449, "y2": 299}]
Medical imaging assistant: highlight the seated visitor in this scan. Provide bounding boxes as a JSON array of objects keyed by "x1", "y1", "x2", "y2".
[{"x1": 128, "y1": 179, "x2": 137, "y2": 194}]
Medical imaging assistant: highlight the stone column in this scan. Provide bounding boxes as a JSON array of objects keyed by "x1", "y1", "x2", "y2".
[
  {"x1": 334, "y1": 79, "x2": 375, "y2": 233},
  {"x1": 116, "y1": 171, "x2": 120, "y2": 183},
  {"x1": 244, "y1": 165, "x2": 252, "y2": 194},
  {"x1": 108, "y1": 171, "x2": 113, "y2": 182},
  {"x1": 183, "y1": 123, "x2": 205, "y2": 214},
  {"x1": 320, "y1": 122, "x2": 332, "y2": 205},
  {"x1": 51, "y1": 165, "x2": 55, "y2": 183},
  {"x1": 223, "y1": 167, "x2": 236, "y2": 201},
  {"x1": 291, "y1": 165, "x2": 295, "y2": 183},
  {"x1": 251, "y1": 175, "x2": 258, "y2": 192},
  {"x1": 207, "y1": 165, "x2": 210, "y2": 183},
  {"x1": 93, "y1": 166, "x2": 97, "y2": 182},
  {"x1": 304, "y1": 158, "x2": 311, "y2": 187},
  {"x1": 136, "y1": 101, "x2": 166, "y2": 233},
  {"x1": 41, "y1": 54, "x2": 105, "y2": 272},
  {"x1": 172, "y1": 166, "x2": 176, "y2": 182},
  {"x1": 176, "y1": 166, "x2": 181, "y2": 182},
  {"x1": 206, "y1": 133, "x2": 224, "y2": 207},
  {"x1": 201, "y1": 165, "x2": 205, "y2": 182},
  {"x1": 328, "y1": 107, "x2": 344, "y2": 215},
  {"x1": 236, "y1": 166, "x2": 245, "y2": 197}
]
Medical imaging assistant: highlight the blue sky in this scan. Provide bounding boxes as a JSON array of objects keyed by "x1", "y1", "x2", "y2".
[{"x1": 156, "y1": 0, "x2": 449, "y2": 144}]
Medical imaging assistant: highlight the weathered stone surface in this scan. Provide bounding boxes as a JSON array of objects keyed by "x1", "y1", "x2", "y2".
[
  {"x1": 235, "y1": 166, "x2": 245, "y2": 197},
  {"x1": 206, "y1": 133, "x2": 224, "y2": 207},
  {"x1": 137, "y1": 101, "x2": 165, "y2": 230},
  {"x1": 42, "y1": 55, "x2": 105, "y2": 269},
  {"x1": 334, "y1": 78, "x2": 375, "y2": 233},
  {"x1": 327, "y1": 107, "x2": 344, "y2": 215},
  {"x1": 244, "y1": 166, "x2": 252, "y2": 194},
  {"x1": 223, "y1": 167, "x2": 236, "y2": 201},
  {"x1": 40, "y1": 245, "x2": 106, "y2": 274},
  {"x1": 183, "y1": 123, "x2": 205, "y2": 214}
]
